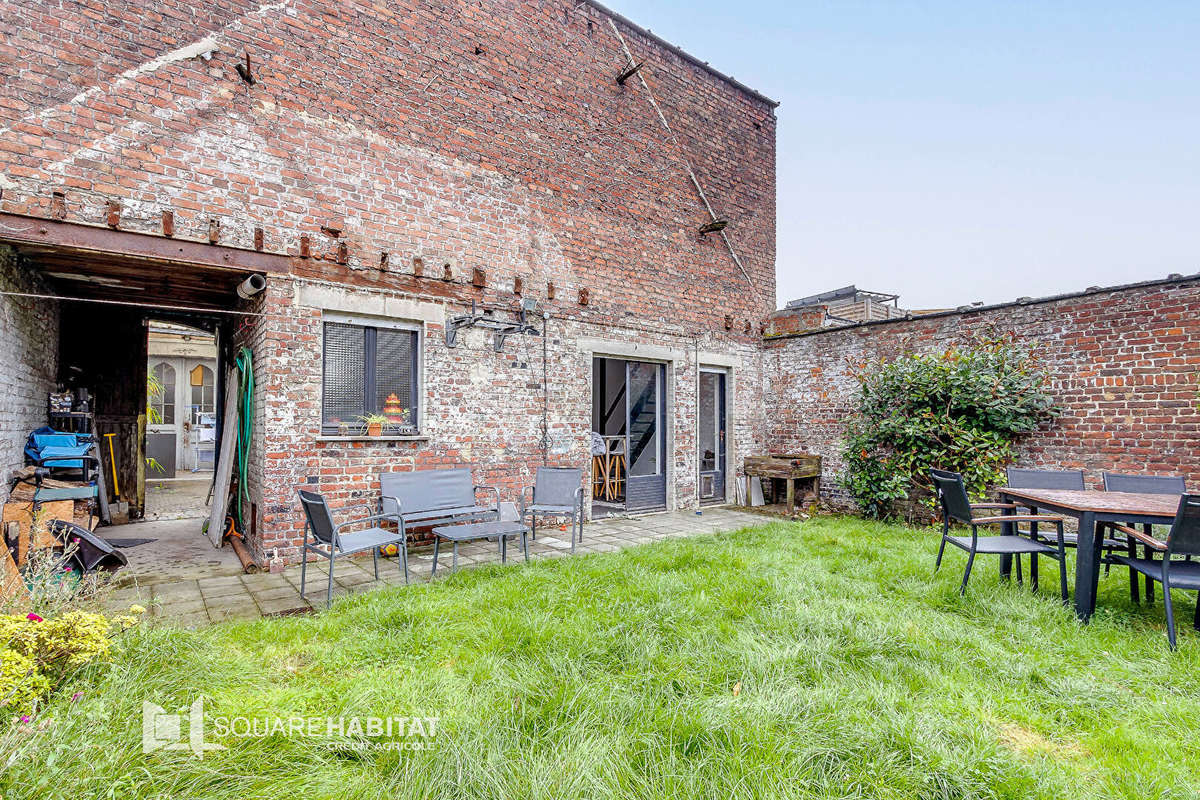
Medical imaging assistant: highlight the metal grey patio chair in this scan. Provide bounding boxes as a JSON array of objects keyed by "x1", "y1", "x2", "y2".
[
  {"x1": 932, "y1": 469, "x2": 1069, "y2": 600},
  {"x1": 1108, "y1": 494, "x2": 1200, "y2": 648},
  {"x1": 1007, "y1": 468, "x2": 1125, "y2": 587},
  {"x1": 1103, "y1": 472, "x2": 1187, "y2": 604},
  {"x1": 298, "y1": 490, "x2": 408, "y2": 608},
  {"x1": 520, "y1": 467, "x2": 584, "y2": 552}
]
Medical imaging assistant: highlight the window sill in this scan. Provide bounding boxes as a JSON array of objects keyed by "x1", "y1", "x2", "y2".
[{"x1": 315, "y1": 434, "x2": 429, "y2": 443}]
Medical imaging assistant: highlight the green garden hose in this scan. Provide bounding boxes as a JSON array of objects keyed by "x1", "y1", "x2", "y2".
[{"x1": 234, "y1": 346, "x2": 254, "y2": 531}]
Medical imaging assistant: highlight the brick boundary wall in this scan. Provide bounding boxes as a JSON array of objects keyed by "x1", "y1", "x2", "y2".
[
  {"x1": 764, "y1": 276, "x2": 1200, "y2": 507},
  {"x1": 0, "y1": 246, "x2": 59, "y2": 500}
]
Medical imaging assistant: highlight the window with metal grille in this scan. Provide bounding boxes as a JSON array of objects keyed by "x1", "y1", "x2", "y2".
[{"x1": 321, "y1": 320, "x2": 419, "y2": 435}]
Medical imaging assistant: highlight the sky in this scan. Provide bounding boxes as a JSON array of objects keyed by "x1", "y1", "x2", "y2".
[{"x1": 601, "y1": 1, "x2": 1200, "y2": 310}]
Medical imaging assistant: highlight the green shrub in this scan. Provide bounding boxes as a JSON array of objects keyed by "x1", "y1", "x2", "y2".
[
  {"x1": 840, "y1": 333, "x2": 1059, "y2": 519},
  {"x1": 0, "y1": 609, "x2": 141, "y2": 717}
]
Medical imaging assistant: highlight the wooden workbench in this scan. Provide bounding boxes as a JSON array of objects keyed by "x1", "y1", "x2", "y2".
[{"x1": 743, "y1": 454, "x2": 822, "y2": 515}]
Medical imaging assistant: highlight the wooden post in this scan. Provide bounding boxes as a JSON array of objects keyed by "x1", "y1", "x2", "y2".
[{"x1": 785, "y1": 478, "x2": 795, "y2": 516}]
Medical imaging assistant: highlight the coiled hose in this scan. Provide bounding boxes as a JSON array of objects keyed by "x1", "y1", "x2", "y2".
[{"x1": 234, "y1": 346, "x2": 254, "y2": 531}]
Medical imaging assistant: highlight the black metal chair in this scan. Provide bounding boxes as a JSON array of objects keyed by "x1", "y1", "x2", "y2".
[
  {"x1": 1103, "y1": 472, "x2": 1187, "y2": 604},
  {"x1": 1108, "y1": 494, "x2": 1200, "y2": 648},
  {"x1": 1006, "y1": 467, "x2": 1085, "y2": 492},
  {"x1": 520, "y1": 467, "x2": 584, "y2": 552},
  {"x1": 932, "y1": 469, "x2": 1069, "y2": 600},
  {"x1": 1006, "y1": 468, "x2": 1126, "y2": 585},
  {"x1": 297, "y1": 490, "x2": 408, "y2": 608}
]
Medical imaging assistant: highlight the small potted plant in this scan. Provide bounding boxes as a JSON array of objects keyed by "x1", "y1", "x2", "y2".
[{"x1": 356, "y1": 413, "x2": 391, "y2": 437}]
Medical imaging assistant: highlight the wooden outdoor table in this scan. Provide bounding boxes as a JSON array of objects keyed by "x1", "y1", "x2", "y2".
[{"x1": 995, "y1": 487, "x2": 1179, "y2": 621}]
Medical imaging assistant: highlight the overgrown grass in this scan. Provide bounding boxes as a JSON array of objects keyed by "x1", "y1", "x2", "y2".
[{"x1": 5, "y1": 517, "x2": 1200, "y2": 799}]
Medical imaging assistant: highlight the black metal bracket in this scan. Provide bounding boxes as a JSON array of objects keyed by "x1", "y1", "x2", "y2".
[
  {"x1": 445, "y1": 301, "x2": 541, "y2": 351},
  {"x1": 616, "y1": 60, "x2": 643, "y2": 85}
]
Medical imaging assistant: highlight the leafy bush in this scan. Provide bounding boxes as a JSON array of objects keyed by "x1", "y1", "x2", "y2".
[
  {"x1": 840, "y1": 333, "x2": 1059, "y2": 519},
  {"x1": 0, "y1": 609, "x2": 142, "y2": 717}
]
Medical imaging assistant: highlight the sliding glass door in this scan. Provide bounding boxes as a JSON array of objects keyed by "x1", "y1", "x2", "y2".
[
  {"x1": 591, "y1": 358, "x2": 667, "y2": 513},
  {"x1": 624, "y1": 361, "x2": 666, "y2": 511}
]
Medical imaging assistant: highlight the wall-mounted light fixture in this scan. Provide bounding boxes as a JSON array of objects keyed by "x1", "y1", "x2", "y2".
[{"x1": 446, "y1": 299, "x2": 542, "y2": 352}]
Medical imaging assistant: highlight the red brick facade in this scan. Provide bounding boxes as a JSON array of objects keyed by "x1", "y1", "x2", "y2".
[
  {"x1": 765, "y1": 278, "x2": 1200, "y2": 505},
  {"x1": 0, "y1": 0, "x2": 776, "y2": 558}
]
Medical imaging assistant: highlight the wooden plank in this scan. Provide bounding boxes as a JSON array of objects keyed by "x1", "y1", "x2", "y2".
[
  {"x1": 744, "y1": 455, "x2": 821, "y2": 478},
  {"x1": 206, "y1": 370, "x2": 240, "y2": 548},
  {"x1": 0, "y1": 529, "x2": 26, "y2": 608},
  {"x1": 744, "y1": 463, "x2": 821, "y2": 479},
  {"x1": 0, "y1": 212, "x2": 291, "y2": 274},
  {"x1": 1000, "y1": 488, "x2": 1178, "y2": 517},
  {"x1": 3, "y1": 500, "x2": 73, "y2": 565}
]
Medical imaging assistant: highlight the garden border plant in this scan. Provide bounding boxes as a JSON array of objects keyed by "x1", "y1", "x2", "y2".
[{"x1": 840, "y1": 331, "x2": 1060, "y2": 520}]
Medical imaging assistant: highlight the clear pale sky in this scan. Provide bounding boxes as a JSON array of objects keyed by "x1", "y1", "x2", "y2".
[{"x1": 602, "y1": 1, "x2": 1200, "y2": 310}]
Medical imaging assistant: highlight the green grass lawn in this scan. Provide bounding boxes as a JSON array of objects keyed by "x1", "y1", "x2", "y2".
[{"x1": 5, "y1": 516, "x2": 1200, "y2": 799}]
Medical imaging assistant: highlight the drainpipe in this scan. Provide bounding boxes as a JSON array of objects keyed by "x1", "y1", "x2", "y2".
[{"x1": 542, "y1": 311, "x2": 550, "y2": 465}]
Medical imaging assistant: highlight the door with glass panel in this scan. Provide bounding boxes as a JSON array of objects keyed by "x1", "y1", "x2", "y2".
[
  {"x1": 591, "y1": 358, "x2": 667, "y2": 513},
  {"x1": 147, "y1": 358, "x2": 180, "y2": 477},
  {"x1": 623, "y1": 360, "x2": 667, "y2": 511},
  {"x1": 698, "y1": 368, "x2": 727, "y2": 504}
]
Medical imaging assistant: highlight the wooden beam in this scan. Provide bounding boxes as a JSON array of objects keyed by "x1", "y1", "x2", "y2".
[{"x1": 0, "y1": 212, "x2": 293, "y2": 274}]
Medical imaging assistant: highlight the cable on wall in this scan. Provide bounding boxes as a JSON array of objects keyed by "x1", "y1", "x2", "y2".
[{"x1": 606, "y1": 17, "x2": 762, "y2": 305}]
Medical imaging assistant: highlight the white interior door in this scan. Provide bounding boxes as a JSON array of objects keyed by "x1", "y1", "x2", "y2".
[{"x1": 147, "y1": 358, "x2": 182, "y2": 477}]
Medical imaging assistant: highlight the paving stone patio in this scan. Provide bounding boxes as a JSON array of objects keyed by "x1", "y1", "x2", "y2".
[{"x1": 103, "y1": 507, "x2": 763, "y2": 627}]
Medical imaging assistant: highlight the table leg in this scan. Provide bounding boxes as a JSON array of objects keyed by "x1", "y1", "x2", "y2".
[
  {"x1": 452, "y1": 541, "x2": 459, "y2": 572},
  {"x1": 1074, "y1": 511, "x2": 1100, "y2": 621},
  {"x1": 999, "y1": 500, "x2": 1015, "y2": 580},
  {"x1": 500, "y1": 533, "x2": 507, "y2": 565},
  {"x1": 1143, "y1": 525, "x2": 1155, "y2": 604},
  {"x1": 1029, "y1": 508, "x2": 1039, "y2": 592},
  {"x1": 431, "y1": 538, "x2": 440, "y2": 577},
  {"x1": 786, "y1": 478, "x2": 795, "y2": 516}
]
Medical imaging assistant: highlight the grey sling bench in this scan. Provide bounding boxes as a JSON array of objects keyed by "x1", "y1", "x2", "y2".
[{"x1": 379, "y1": 467, "x2": 500, "y2": 578}]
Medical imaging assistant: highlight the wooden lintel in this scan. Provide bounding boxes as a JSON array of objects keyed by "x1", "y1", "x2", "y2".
[{"x1": 0, "y1": 212, "x2": 292, "y2": 274}]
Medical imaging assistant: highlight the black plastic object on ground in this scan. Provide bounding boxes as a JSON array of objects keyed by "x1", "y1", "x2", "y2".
[{"x1": 47, "y1": 520, "x2": 128, "y2": 573}]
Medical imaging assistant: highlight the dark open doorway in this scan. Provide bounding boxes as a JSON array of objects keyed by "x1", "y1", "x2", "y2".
[{"x1": 145, "y1": 319, "x2": 217, "y2": 520}]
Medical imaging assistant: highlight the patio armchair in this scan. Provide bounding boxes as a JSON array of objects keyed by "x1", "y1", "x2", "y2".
[
  {"x1": 932, "y1": 469, "x2": 1069, "y2": 600},
  {"x1": 1107, "y1": 494, "x2": 1200, "y2": 648},
  {"x1": 298, "y1": 490, "x2": 408, "y2": 608},
  {"x1": 1103, "y1": 472, "x2": 1187, "y2": 604},
  {"x1": 520, "y1": 467, "x2": 584, "y2": 552}
]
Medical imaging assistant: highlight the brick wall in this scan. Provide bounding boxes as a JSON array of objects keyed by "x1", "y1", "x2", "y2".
[
  {"x1": 0, "y1": 1, "x2": 777, "y2": 557},
  {"x1": 765, "y1": 278, "x2": 1200, "y2": 506},
  {"x1": 0, "y1": 0, "x2": 775, "y2": 330},
  {"x1": 0, "y1": 246, "x2": 59, "y2": 499}
]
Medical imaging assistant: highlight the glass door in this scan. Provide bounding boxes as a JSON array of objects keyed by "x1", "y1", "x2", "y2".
[
  {"x1": 698, "y1": 369, "x2": 727, "y2": 504},
  {"x1": 147, "y1": 358, "x2": 180, "y2": 477},
  {"x1": 625, "y1": 360, "x2": 666, "y2": 511}
]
